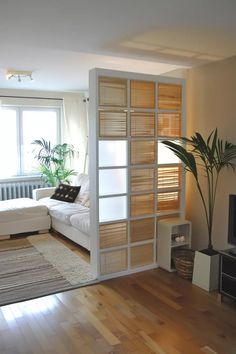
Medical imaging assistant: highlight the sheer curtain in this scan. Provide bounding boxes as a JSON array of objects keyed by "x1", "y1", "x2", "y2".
[{"x1": 63, "y1": 93, "x2": 88, "y2": 174}]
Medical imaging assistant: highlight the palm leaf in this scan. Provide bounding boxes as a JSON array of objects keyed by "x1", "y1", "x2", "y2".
[
  {"x1": 162, "y1": 140, "x2": 198, "y2": 180},
  {"x1": 31, "y1": 138, "x2": 77, "y2": 186}
]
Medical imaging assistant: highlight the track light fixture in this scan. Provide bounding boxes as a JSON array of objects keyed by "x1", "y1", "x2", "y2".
[{"x1": 6, "y1": 70, "x2": 34, "y2": 82}]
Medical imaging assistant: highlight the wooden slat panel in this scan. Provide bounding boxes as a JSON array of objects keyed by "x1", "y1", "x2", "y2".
[
  {"x1": 130, "y1": 243, "x2": 154, "y2": 268},
  {"x1": 157, "y1": 166, "x2": 181, "y2": 190},
  {"x1": 99, "y1": 77, "x2": 127, "y2": 107},
  {"x1": 157, "y1": 191, "x2": 180, "y2": 212},
  {"x1": 131, "y1": 140, "x2": 156, "y2": 165},
  {"x1": 100, "y1": 222, "x2": 127, "y2": 249},
  {"x1": 100, "y1": 249, "x2": 127, "y2": 275},
  {"x1": 130, "y1": 112, "x2": 155, "y2": 137},
  {"x1": 158, "y1": 83, "x2": 182, "y2": 110},
  {"x1": 158, "y1": 112, "x2": 181, "y2": 137},
  {"x1": 99, "y1": 111, "x2": 127, "y2": 137},
  {"x1": 131, "y1": 168, "x2": 155, "y2": 192},
  {"x1": 130, "y1": 193, "x2": 155, "y2": 217},
  {"x1": 130, "y1": 218, "x2": 155, "y2": 242},
  {"x1": 130, "y1": 80, "x2": 155, "y2": 108}
]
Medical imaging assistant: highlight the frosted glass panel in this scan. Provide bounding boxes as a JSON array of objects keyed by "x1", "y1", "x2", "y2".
[
  {"x1": 158, "y1": 141, "x2": 179, "y2": 164},
  {"x1": 99, "y1": 196, "x2": 127, "y2": 222},
  {"x1": 99, "y1": 169, "x2": 127, "y2": 196},
  {"x1": 99, "y1": 140, "x2": 127, "y2": 167}
]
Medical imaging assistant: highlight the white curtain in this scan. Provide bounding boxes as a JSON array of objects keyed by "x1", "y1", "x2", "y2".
[{"x1": 63, "y1": 93, "x2": 88, "y2": 174}]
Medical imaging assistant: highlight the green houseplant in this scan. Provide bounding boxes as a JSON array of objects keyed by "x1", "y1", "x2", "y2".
[
  {"x1": 32, "y1": 138, "x2": 77, "y2": 187},
  {"x1": 162, "y1": 129, "x2": 236, "y2": 291},
  {"x1": 162, "y1": 128, "x2": 236, "y2": 254}
]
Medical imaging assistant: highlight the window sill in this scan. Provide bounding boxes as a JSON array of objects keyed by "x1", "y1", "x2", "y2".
[{"x1": 0, "y1": 175, "x2": 42, "y2": 183}]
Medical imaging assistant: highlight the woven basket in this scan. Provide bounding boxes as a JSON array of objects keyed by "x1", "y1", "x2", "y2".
[{"x1": 173, "y1": 249, "x2": 195, "y2": 280}]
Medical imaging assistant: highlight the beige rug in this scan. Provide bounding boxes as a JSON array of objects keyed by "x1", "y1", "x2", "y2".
[{"x1": 0, "y1": 234, "x2": 95, "y2": 306}]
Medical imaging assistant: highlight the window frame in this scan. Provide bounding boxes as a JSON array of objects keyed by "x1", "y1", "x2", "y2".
[{"x1": 0, "y1": 104, "x2": 62, "y2": 178}]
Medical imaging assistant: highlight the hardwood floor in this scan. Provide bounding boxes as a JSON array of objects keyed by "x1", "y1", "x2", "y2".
[{"x1": 0, "y1": 268, "x2": 235, "y2": 354}]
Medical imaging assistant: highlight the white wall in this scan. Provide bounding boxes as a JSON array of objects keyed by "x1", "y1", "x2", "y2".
[{"x1": 186, "y1": 56, "x2": 236, "y2": 250}]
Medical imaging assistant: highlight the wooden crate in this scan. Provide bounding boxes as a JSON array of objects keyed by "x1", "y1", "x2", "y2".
[
  {"x1": 157, "y1": 191, "x2": 180, "y2": 212},
  {"x1": 99, "y1": 110, "x2": 127, "y2": 137},
  {"x1": 131, "y1": 140, "x2": 156, "y2": 165},
  {"x1": 130, "y1": 168, "x2": 155, "y2": 192},
  {"x1": 130, "y1": 193, "x2": 155, "y2": 217},
  {"x1": 130, "y1": 112, "x2": 155, "y2": 137},
  {"x1": 158, "y1": 112, "x2": 181, "y2": 137},
  {"x1": 100, "y1": 249, "x2": 127, "y2": 275},
  {"x1": 100, "y1": 222, "x2": 127, "y2": 249},
  {"x1": 130, "y1": 80, "x2": 155, "y2": 108},
  {"x1": 158, "y1": 83, "x2": 182, "y2": 110},
  {"x1": 157, "y1": 166, "x2": 181, "y2": 190},
  {"x1": 99, "y1": 77, "x2": 127, "y2": 107},
  {"x1": 130, "y1": 218, "x2": 155, "y2": 242},
  {"x1": 130, "y1": 243, "x2": 154, "y2": 268}
]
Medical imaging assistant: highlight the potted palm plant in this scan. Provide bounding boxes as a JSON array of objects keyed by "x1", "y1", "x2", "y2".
[
  {"x1": 32, "y1": 138, "x2": 77, "y2": 187},
  {"x1": 162, "y1": 128, "x2": 236, "y2": 291}
]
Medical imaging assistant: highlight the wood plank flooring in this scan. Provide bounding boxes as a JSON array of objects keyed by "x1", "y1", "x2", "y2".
[{"x1": 0, "y1": 268, "x2": 235, "y2": 354}]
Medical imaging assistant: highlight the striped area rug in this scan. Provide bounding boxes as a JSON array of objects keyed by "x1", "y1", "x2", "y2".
[{"x1": 0, "y1": 234, "x2": 95, "y2": 306}]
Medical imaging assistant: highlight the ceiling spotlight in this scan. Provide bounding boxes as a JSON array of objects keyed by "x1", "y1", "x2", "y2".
[{"x1": 6, "y1": 70, "x2": 34, "y2": 82}]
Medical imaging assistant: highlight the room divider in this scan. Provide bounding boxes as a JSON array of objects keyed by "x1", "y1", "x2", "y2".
[{"x1": 89, "y1": 68, "x2": 186, "y2": 280}]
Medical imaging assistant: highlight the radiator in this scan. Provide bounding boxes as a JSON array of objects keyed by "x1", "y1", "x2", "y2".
[{"x1": 0, "y1": 178, "x2": 47, "y2": 201}]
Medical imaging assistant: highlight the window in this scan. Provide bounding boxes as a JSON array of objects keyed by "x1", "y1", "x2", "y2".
[{"x1": 0, "y1": 106, "x2": 61, "y2": 178}]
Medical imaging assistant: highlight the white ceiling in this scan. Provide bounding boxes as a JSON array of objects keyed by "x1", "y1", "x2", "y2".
[{"x1": 0, "y1": 0, "x2": 236, "y2": 92}]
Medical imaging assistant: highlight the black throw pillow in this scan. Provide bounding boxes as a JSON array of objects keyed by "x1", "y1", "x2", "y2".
[{"x1": 50, "y1": 184, "x2": 81, "y2": 203}]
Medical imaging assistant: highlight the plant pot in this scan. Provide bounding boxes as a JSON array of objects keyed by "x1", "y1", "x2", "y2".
[{"x1": 192, "y1": 250, "x2": 220, "y2": 291}]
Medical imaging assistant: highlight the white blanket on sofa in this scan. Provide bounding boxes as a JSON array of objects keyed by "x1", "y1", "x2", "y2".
[
  {"x1": 0, "y1": 198, "x2": 48, "y2": 222},
  {"x1": 39, "y1": 197, "x2": 90, "y2": 234}
]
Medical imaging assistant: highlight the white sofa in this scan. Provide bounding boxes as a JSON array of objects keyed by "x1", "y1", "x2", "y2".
[{"x1": 33, "y1": 173, "x2": 91, "y2": 250}]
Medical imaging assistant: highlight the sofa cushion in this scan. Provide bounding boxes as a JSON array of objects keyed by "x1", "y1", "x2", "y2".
[
  {"x1": 39, "y1": 197, "x2": 67, "y2": 208},
  {"x1": 51, "y1": 184, "x2": 81, "y2": 203},
  {"x1": 46, "y1": 201, "x2": 89, "y2": 225},
  {"x1": 70, "y1": 210, "x2": 90, "y2": 235}
]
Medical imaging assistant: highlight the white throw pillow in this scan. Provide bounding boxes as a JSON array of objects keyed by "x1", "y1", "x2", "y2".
[{"x1": 73, "y1": 173, "x2": 90, "y2": 203}]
